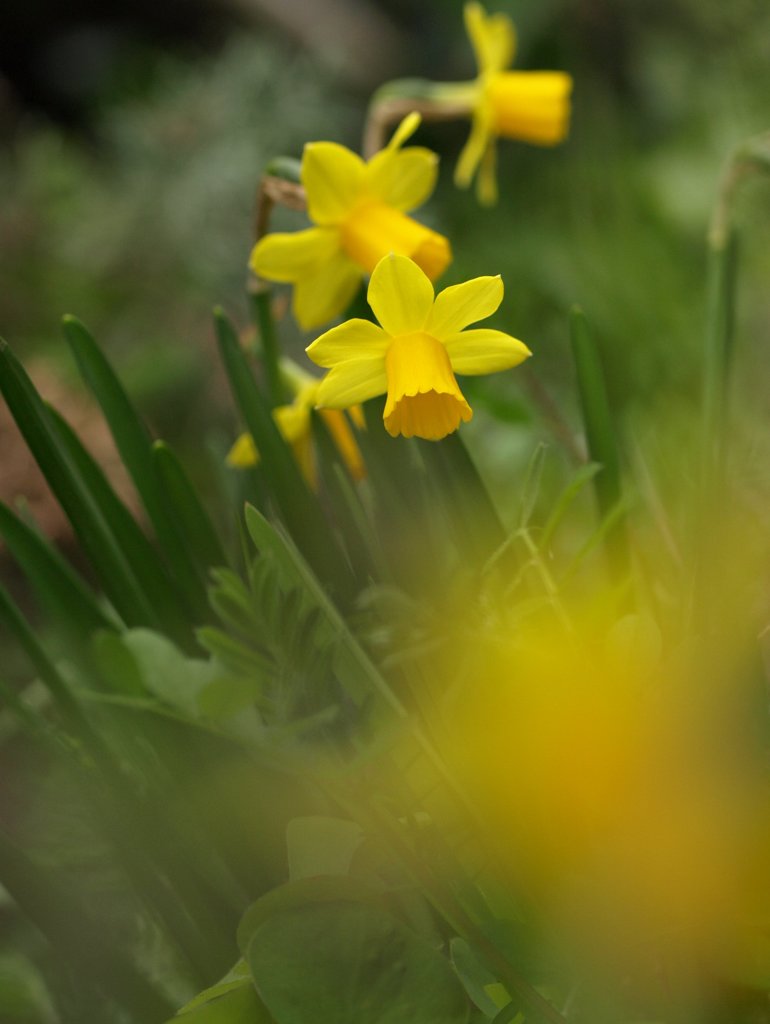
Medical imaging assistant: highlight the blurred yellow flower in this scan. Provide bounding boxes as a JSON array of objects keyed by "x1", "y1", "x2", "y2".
[
  {"x1": 306, "y1": 253, "x2": 530, "y2": 441},
  {"x1": 456, "y1": 2, "x2": 573, "y2": 204},
  {"x1": 250, "y1": 113, "x2": 451, "y2": 330},
  {"x1": 227, "y1": 364, "x2": 364, "y2": 488}
]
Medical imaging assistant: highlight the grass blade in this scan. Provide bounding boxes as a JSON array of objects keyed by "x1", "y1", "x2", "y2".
[
  {"x1": 214, "y1": 307, "x2": 353, "y2": 603},
  {"x1": 62, "y1": 315, "x2": 209, "y2": 620},
  {"x1": 0, "y1": 501, "x2": 116, "y2": 642},
  {"x1": 48, "y1": 407, "x2": 195, "y2": 646},
  {"x1": 152, "y1": 440, "x2": 228, "y2": 574},
  {"x1": 569, "y1": 307, "x2": 630, "y2": 580},
  {"x1": 0, "y1": 339, "x2": 159, "y2": 628}
]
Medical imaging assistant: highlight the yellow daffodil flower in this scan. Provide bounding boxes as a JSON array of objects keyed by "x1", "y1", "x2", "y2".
[
  {"x1": 250, "y1": 113, "x2": 451, "y2": 331},
  {"x1": 455, "y1": 2, "x2": 573, "y2": 205},
  {"x1": 306, "y1": 253, "x2": 530, "y2": 442},
  {"x1": 227, "y1": 365, "x2": 364, "y2": 488}
]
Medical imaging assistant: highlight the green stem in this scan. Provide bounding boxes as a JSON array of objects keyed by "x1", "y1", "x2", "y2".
[{"x1": 250, "y1": 289, "x2": 287, "y2": 408}]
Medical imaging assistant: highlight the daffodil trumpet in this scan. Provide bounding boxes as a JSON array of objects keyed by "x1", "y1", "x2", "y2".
[
  {"x1": 364, "y1": 3, "x2": 572, "y2": 205},
  {"x1": 250, "y1": 113, "x2": 451, "y2": 331},
  {"x1": 306, "y1": 253, "x2": 530, "y2": 443}
]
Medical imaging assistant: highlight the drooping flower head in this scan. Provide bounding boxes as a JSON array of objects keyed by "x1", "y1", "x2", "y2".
[
  {"x1": 227, "y1": 361, "x2": 364, "y2": 488},
  {"x1": 455, "y1": 2, "x2": 573, "y2": 205},
  {"x1": 251, "y1": 114, "x2": 451, "y2": 330},
  {"x1": 306, "y1": 253, "x2": 530, "y2": 442}
]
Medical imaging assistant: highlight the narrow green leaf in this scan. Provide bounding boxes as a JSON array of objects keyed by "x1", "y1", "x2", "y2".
[
  {"x1": 47, "y1": 406, "x2": 194, "y2": 644},
  {"x1": 0, "y1": 501, "x2": 115, "y2": 641},
  {"x1": 568, "y1": 308, "x2": 622, "y2": 518},
  {"x1": 569, "y1": 308, "x2": 630, "y2": 580},
  {"x1": 62, "y1": 315, "x2": 209, "y2": 619},
  {"x1": 538, "y1": 461, "x2": 601, "y2": 552},
  {"x1": 0, "y1": 340, "x2": 157, "y2": 628},
  {"x1": 518, "y1": 442, "x2": 548, "y2": 529},
  {"x1": 214, "y1": 307, "x2": 353, "y2": 601},
  {"x1": 152, "y1": 440, "x2": 227, "y2": 572},
  {"x1": 0, "y1": 827, "x2": 175, "y2": 1022},
  {"x1": 701, "y1": 230, "x2": 738, "y2": 488}
]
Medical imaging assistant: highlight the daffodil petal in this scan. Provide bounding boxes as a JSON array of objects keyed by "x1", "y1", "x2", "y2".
[
  {"x1": 387, "y1": 111, "x2": 422, "y2": 150},
  {"x1": 428, "y1": 275, "x2": 503, "y2": 339},
  {"x1": 315, "y1": 360, "x2": 387, "y2": 409},
  {"x1": 292, "y1": 254, "x2": 362, "y2": 331},
  {"x1": 250, "y1": 228, "x2": 339, "y2": 282},
  {"x1": 464, "y1": 2, "x2": 516, "y2": 75},
  {"x1": 368, "y1": 253, "x2": 434, "y2": 336},
  {"x1": 273, "y1": 401, "x2": 310, "y2": 445},
  {"x1": 306, "y1": 318, "x2": 390, "y2": 369},
  {"x1": 227, "y1": 432, "x2": 258, "y2": 467},
  {"x1": 302, "y1": 142, "x2": 366, "y2": 225},
  {"x1": 454, "y1": 103, "x2": 493, "y2": 189},
  {"x1": 364, "y1": 146, "x2": 439, "y2": 212},
  {"x1": 477, "y1": 142, "x2": 498, "y2": 206},
  {"x1": 445, "y1": 328, "x2": 531, "y2": 375}
]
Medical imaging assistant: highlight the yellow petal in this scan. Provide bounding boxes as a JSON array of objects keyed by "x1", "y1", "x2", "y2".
[
  {"x1": 464, "y1": 2, "x2": 516, "y2": 75},
  {"x1": 341, "y1": 202, "x2": 451, "y2": 280},
  {"x1": 301, "y1": 142, "x2": 365, "y2": 225},
  {"x1": 428, "y1": 275, "x2": 503, "y2": 340},
  {"x1": 367, "y1": 253, "x2": 434, "y2": 336},
  {"x1": 315, "y1": 360, "x2": 387, "y2": 409},
  {"x1": 383, "y1": 331, "x2": 472, "y2": 440},
  {"x1": 444, "y1": 327, "x2": 531, "y2": 375},
  {"x1": 454, "y1": 102, "x2": 493, "y2": 189},
  {"x1": 292, "y1": 252, "x2": 362, "y2": 330},
  {"x1": 364, "y1": 147, "x2": 439, "y2": 212},
  {"x1": 320, "y1": 408, "x2": 366, "y2": 481},
  {"x1": 306, "y1": 317, "x2": 390, "y2": 369},
  {"x1": 273, "y1": 400, "x2": 311, "y2": 446},
  {"x1": 250, "y1": 228, "x2": 339, "y2": 282},
  {"x1": 487, "y1": 71, "x2": 573, "y2": 145},
  {"x1": 226, "y1": 432, "x2": 258, "y2": 468},
  {"x1": 477, "y1": 142, "x2": 498, "y2": 205},
  {"x1": 386, "y1": 111, "x2": 422, "y2": 150}
]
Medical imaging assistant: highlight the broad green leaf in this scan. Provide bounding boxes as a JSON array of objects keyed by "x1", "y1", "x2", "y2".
[
  {"x1": 120, "y1": 629, "x2": 218, "y2": 716},
  {"x1": 286, "y1": 817, "x2": 364, "y2": 881},
  {"x1": 170, "y1": 983, "x2": 269, "y2": 1023},
  {"x1": 247, "y1": 899, "x2": 469, "y2": 1024},
  {"x1": 237, "y1": 876, "x2": 385, "y2": 954},
  {"x1": 91, "y1": 629, "x2": 146, "y2": 696}
]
